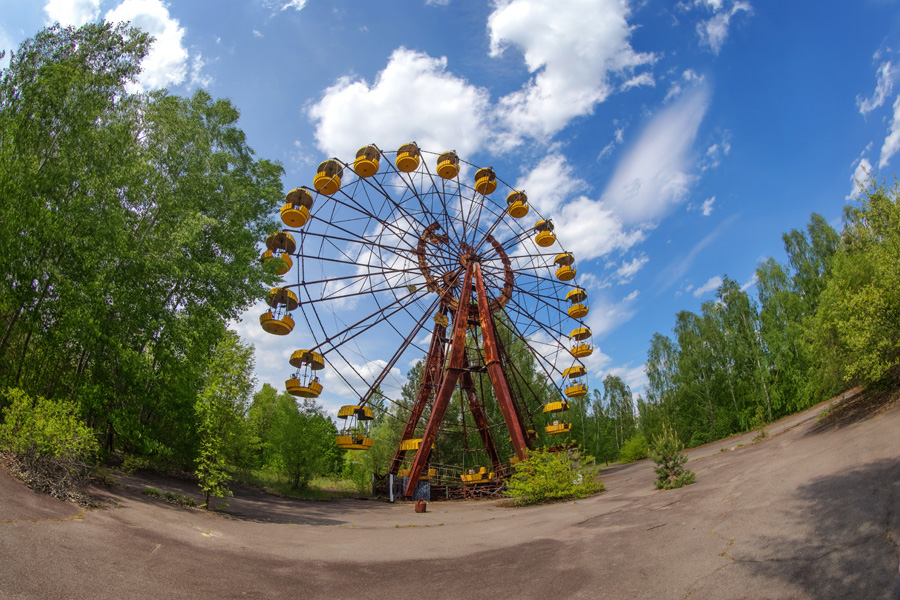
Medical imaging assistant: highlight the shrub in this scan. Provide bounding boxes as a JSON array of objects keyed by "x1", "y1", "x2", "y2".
[
  {"x1": 650, "y1": 424, "x2": 696, "y2": 490},
  {"x1": 0, "y1": 388, "x2": 98, "y2": 502},
  {"x1": 618, "y1": 433, "x2": 649, "y2": 462},
  {"x1": 142, "y1": 487, "x2": 161, "y2": 497},
  {"x1": 505, "y1": 448, "x2": 603, "y2": 506}
]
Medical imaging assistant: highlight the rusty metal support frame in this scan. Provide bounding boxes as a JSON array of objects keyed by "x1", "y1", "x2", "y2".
[
  {"x1": 402, "y1": 261, "x2": 531, "y2": 498},
  {"x1": 403, "y1": 264, "x2": 474, "y2": 498},
  {"x1": 472, "y1": 263, "x2": 530, "y2": 462},
  {"x1": 388, "y1": 312, "x2": 448, "y2": 475}
]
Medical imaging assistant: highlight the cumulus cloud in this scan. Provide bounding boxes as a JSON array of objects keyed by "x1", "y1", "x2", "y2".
[
  {"x1": 585, "y1": 289, "x2": 640, "y2": 337},
  {"x1": 44, "y1": 0, "x2": 100, "y2": 26},
  {"x1": 857, "y1": 61, "x2": 894, "y2": 116},
  {"x1": 693, "y1": 0, "x2": 751, "y2": 54},
  {"x1": 281, "y1": 0, "x2": 308, "y2": 10},
  {"x1": 701, "y1": 196, "x2": 715, "y2": 215},
  {"x1": 105, "y1": 0, "x2": 189, "y2": 91},
  {"x1": 514, "y1": 153, "x2": 644, "y2": 261},
  {"x1": 601, "y1": 85, "x2": 711, "y2": 224},
  {"x1": 602, "y1": 363, "x2": 648, "y2": 394},
  {"x1": 740, "y1": 272, "x2": 757, "y2": 292},
  {"x1": 693, "y1": 275, "x2": 722, "y2": 297},
  {"x1": 308, "y1": 47, "x2": 492, "y2": 160},
  {"x1": 488, "y1": 0, "x2": 655, "y2": 143}
]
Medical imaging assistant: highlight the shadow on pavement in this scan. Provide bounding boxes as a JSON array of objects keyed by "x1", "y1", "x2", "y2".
[
  {"x1": 808, "y1": 386, "x2": 899, "y2": 434},
  {"x1": 737, "y1": 458, "x2": 900, "y2": 599}
]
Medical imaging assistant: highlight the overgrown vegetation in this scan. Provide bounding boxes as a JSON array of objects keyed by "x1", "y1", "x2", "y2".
[
  {"x1": 505, "y1": 449, "x2": 603, "y2": 506},
  {"x1": 0, "y1": 388, "x2": 97, "y2": 503},
  {"x1": 650, "y1": 425, "x2": 696, "y2": 490},
  {"x1": 618, "y1": 433, "x2": 649, "y2": 463}
]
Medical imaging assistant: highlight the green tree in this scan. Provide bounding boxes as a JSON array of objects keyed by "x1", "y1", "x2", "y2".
[{"x1": 195, "y1": 331, "x2": 255, "y2": 508}]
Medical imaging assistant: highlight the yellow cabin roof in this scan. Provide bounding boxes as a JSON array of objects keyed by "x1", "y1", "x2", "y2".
[
  {"x1": 562, "y1": 365, "x2": 587, "y2": 379},
  {"x1": 566, "y1": 288, "x2": 587, "y2": 303},
  {"x1": 267, "y1": 287, "x2": 299, "y2": 311},
  {"x1": 285, "y1": 187, "x2": 314, "y2": 209},
  {"x1": 289, "y1": 349, "x2": 325, "y2": 369},
  {"x1": 266, "y1": 231, "x2": 296, "y2": 254},
  {"x1": 554, "y1": 252, "x2": 575, "y2": 266},
  {"x1": 337, "y1": 405, "x2": 374, "y2": 420},
  {"x1": 569, "y1": 326, "x2": 592, "y2": 341}
]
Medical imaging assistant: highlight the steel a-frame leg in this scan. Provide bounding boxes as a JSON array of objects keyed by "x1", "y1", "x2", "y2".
[{"x1": 389, "y1": 315, "x2": 448, "y2": 475}]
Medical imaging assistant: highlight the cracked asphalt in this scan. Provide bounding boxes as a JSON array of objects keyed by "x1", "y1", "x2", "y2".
[{"x1": 1, "y1": 392, "x2": 898, "y2": 599}]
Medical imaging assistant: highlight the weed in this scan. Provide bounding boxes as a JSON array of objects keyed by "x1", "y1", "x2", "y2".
[{"x1": 142, "y1": 487, "x2": 161, "y2": 497}]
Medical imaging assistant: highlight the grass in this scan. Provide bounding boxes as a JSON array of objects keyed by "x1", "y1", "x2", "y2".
[{"x1": 230, "y1": 469, "x2": 364, "y2": 501}]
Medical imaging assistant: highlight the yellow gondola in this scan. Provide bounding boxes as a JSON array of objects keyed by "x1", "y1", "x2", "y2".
[
  {"x1": 565, "y1": 383, "x2": 588, "y2": 398},
  {"x1": 353, "y1": 145, "x2": 380, "y2": 178},
  {"x1": 460, "y1": 466, "x2": 495, "y2": 483},
  {"x1": 290, "y1": 349, "x2": 325, "y2": 370},
  {"x1": 267, "y1": 287, "x2": 299, "y2": 311},
  {"x1": 554, "y1": 252, "x2": 576, "y2": 281},
  {"x1": 534, "y1": 219, "x2": 556, "y2": 247},
  {"x1": 285, "y1": 375, "x2": 322, "y2": 398},
  {"x1": 395, "y1": 142, "x2": 420, "y2": 172},
  {"x1": 562, "y1": 365, "x2": 586, "y2": 379},
  {"x1": 260, "y1": 249, "x2": 292, "y2": 276},
  {"x1": 474, "y1": 167, "x2": 497, "y2": 195},
  {"x1": 281, "y1": 187, "x2": 314, "y2": 228},
  {"x1": 437, "y1": 151, "x2": 459, "y2": 179},
  {"x1": 336, "y1": 404, "x2": 374, "y2": 450},
  {"x1": 569, "y1": 326, "x2": 591, "y2": 341},
  {"x1": 506, "y1": 191, "x2": 529, "y2": 218},
  {"x1": 259, "y1": 311, "x2": 294, "y2": 335},
  {"x1": 542, "y1": 400, "x2": 570, "y2": 414},
  {"x1": 570, "y1": 344, "x2": 593, "y2": 359},
  {"x1": 266, "y1": 230, "x2": 296, "y2": 255},
  {"x1": 545, "y1": 421, "x2": 572, "y2": 435},
  {"x1": 399, "y1": 438, "x2": 433, "y2": 451},
  {"x1": 566, "y1": 288, "x2": 587, "y2": 303},
  {"x1": 313, "y1": 159, "x2": 343, "y2": 195}
]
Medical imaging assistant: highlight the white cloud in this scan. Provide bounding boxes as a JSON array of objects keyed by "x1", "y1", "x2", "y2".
[
  {"x1": 695, "y1": 0, "x2": 751, "y2": 54},
  {"x1": 602, "y1": 363, "x2": 648, "y2": 394},
  {"x1": 847, "y1": 157, "x2": 872, "y2": 200},
  {"x1": 281, "y1": 0, "x2": 308, "y2": 10},
  {"x1": 426, "y1": 0, "x2": 451, "y2": 4},
  {"x1": 601, "y1": 85, "x2": 710, "y2": 224},
  {"x1": 585, "y1": 289, "x2": 640, "y2": 338},
  {"x1": 740, "y1": 272, "x2": 757, "y2": 292},
  {"x1": 308, "y1": 47, "x2": 492, "y2": 160},
  {"x1": 0, "y1": 25, "x2": 12, "y2": 70},
  {"x1": 189, "y1": 52, "x2": 212, "y2": 88},
  {"x1": 488, "y1": 0, "x2": 655, "y2": 143},
  {"x1": 701, "y1": 196, "x2": 715, "y2": 216},
  {"x1": 621, "y1": 72, "x2": 655, "y2": 91},
  {"x1": 879, "y1": 93, "x2": 900, "y2": 168},
  {"x1": 252, "y1": 29, "x2": 264, "y2": 38},
  {"x1": 105, "y1": 0, "x2": 188, "y2": 91},
  {"x1": 665, "y1": 68, "x2": 704, "y2": 102},
  {"x1": 616, "y1": 255, "x2": 648, "y2": 283},
  {"x1": 857, "y1": 61, "x2": 893, "y2": 116},
  {"x1": 44, "y1": 0, "x2": 100, "y2": 26},
  {"x1": 514, "y1": 153, "x2": 645, "y2": 261},
  {"x1": 693, "y1": 275, "x2": 722, "y2": 297}
]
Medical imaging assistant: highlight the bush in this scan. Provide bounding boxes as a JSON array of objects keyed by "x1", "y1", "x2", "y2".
[
  {"x1": 618, "y1": 433, "x2": 649, "y2": 462},
  {"x1": 341, "y1": 453, "x2": 372, "y2": 496},
  {"x1": 0, "y1": 388, "x2": 98, "y2": 502},
  {"x1": 650, "y1": 424, "x2": 696, "y2": 490},
  {"x1": 505, "y1": 448, "x2": 603, "y2": 506}
]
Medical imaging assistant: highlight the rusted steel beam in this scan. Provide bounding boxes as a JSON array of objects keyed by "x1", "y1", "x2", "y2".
[
  {"x1": 473, "y1": 263, "x2": 530, "y2": 461},
  {"x1": 389, "y1": 312, "x2": 447, "y2": 475},
  {"x1": 460, "y1": 368, "x2": 504, "y2": 475},
  {"x1": 403, "y1": 264, "x2": 474, "y2": 498}
]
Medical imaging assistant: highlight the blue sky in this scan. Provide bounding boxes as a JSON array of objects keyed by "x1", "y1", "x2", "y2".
[{"x1": 4, "y1": 0, "x2": 900, "y2": 415}]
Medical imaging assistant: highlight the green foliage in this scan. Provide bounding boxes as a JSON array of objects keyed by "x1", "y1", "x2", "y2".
[
  {"x1": 650, "y1": 425, "x2": 696, "y2": 490},
  {"x1": 618, "y1": 433, "x2": 649, "y2": 463},
  {"x1": 0, "y1": 23, "x2": 282, "y2": 470},
  {"x1": 142, "y1": 487, "x2": 161, "y2": 497},
  {"x1": 505, "y1": 449, "x2": 603, "y2": 505},
  {"x1": 0, "y1": 388, "x2": 97, "y2": 461},
  {"x1": 342, "y1": 453, "x2": 372, "y2": 496},
  {"x1": 195, "y1": 331, "x2": 254, "y2": 508}
]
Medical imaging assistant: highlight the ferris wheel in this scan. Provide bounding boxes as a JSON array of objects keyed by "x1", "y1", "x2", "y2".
[{"x1": 259, "y1": 143, "x2": 594, "y2": 498}]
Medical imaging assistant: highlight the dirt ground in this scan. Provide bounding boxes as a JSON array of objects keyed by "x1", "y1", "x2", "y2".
[{"x1": 1, "y1": 391, "x2": 898, "y2": 600}]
